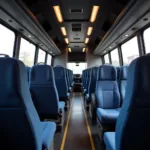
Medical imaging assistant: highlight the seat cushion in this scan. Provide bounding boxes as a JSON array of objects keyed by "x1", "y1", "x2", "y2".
[
  {"x1": 42, "y1": 122, "x2": 56, "y2": 149},
  {"x1": 97, "y1": 108, "x2": 120, "y2": 123},
  {"x1": 59, "y1": 102, "x2": 65, "y2": 110},
  {"x1": 104, "y1": 132, "x2": 116, "y2": 150}
]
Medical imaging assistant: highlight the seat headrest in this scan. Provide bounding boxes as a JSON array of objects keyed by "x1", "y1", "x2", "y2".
[
  {"x1": 53, "y1": 66, "x2": 65, "y2": 78},
  {"x1": 30, "y1": 65, "x2": 54, "y2": 85},
  {"x1": 120, "y1": 66, "x2": 129, "y2": 80},
  {"x1": 97, "y1": 64, "x2": 117, "y2": 81},
  {"x1": 0, "y1": 57, "x2": 28, "y2": 107},
  {"x1": 125, "y1": 55, "x2": 150, "y2": 107}
]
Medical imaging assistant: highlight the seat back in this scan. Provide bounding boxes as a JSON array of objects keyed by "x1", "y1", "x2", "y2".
[
  {"x1": 30, "y1": 65, "x2": 59, "y2": 117},
  {"x1": 0, "y1": 57, "x2": 42, "y2": 150},
  {"x1": 89, "y1": 66, "x2": 98, "y2": 94},
  {"x1": 119, "y1": 65, "x2": 128, "y2": 103},
  {"x1": 53, "y1": 66, "x2": 68, "y2": 98},
  {"x1": 26, "y1": 66, "x2": 31, "y2": 82},
  {"x1": 96, "y1": 65, "x2": 120, "y2": 109},
  {"x1": 83, "y1": 69, "x2": 87, "y2": 89},
  {"x1": 116, "y1": 55, "x2": 150, "y2": 150},
  {"x1": 86, "y1": 68, "x2": 92, "y2": 94},
  {"x1": 85, "y1": 69, "x2": 90, "y2": 91}
]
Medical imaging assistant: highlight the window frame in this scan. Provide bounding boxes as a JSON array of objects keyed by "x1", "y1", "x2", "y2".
[
  {"x1": 0, "y1": 22, "x2": 16, "y2": 57},
  {"x1": 110, "y1": 48, "x2": 120, "y2": 66},
  {"x1": 121, "y1": 36, "x2": 139, "y2": 65}
]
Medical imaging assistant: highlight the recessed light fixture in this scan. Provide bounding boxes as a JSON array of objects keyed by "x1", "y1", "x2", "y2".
[
  {"x1": 61, "y1": 27, "x2": 67, "y2": 36},
  {"x1": 125, "y1": 34, "x2": 129, "y2": 37},
  {"x1": 65, "y1": 38, "x2": 69, "y2": 44},
  {"x1": 28, "y1": 35, "x2": 32, "y2": 38},
  {"x1": 90, "y1": 6, "x2": 100, "y2": 23},
  {"x1": 53, "y1": 6, "x2": 63, "y2": 23},
  {"x1": 82, "y1": 48, "x2": 86, "y2": 52},
  {"x1": 85, "y1": 38, "x2": 89, "y2": 44},
  {"x1": 68, "y1": 48, "x2": 72, "y2": 52},
  {"x1": 87, "y1": 27, "x2": 93, "y2": 36}
]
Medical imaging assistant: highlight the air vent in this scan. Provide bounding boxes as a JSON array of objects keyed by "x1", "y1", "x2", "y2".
[
  {"x1": 74, "y1": 38, "x2": 80, "y2": 40},
  {"x1": 70, "y1": 9, "x2": 83, "y2": 13},
  {"x1": 72, "y1": 23, "x2": 82, "y2": 32},
  {"x1": 74, "y1": 46, "x2": 79, "y2": 48}
]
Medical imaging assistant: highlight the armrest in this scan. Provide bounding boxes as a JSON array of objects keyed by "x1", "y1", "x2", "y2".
[{"x1": 41, "y1": 122, "x2": 56, "y2": 150}]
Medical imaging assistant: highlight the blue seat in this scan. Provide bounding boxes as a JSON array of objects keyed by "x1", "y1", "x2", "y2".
[
  {"x1": 82, "y1": 70, "x2": 85, "y2": 88},
  {"x1": 104, "y1": 55, "x2": 150, "y2": 150},
  {"x1": 119, "y1": 65, "x2": 128, "y2": 104},
  {"x1": 53, "y1": 66, "x2": 69, "y2": 105},
  {"x1": 0, "y1": 57, "x2": 56, "y2": 150},
  {"x1": 83, "y1": 69, "x2": 87, "y2": 93},
  {"x1": 29, "y1": 64, "x2": 65, "y2": 122},
  {"x1": 96, "y1": 65, "x2": 120, "y2": 124},
  {"x1": 86, "y1": 67, "x2": 98, "y2": 102},
  {"x1": 26, "y1": 66, "x2": 31, "y2": 82}
]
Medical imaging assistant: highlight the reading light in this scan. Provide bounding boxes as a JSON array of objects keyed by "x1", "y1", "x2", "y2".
[
  {"x1": 68, "y1": 48, "x2": 71, "y2": 52},
  {"x1": 82, "y1": 48, "x2": 86, "y2": 52},
  {"x1": 87, "y1": 27, "x2": 93, "y2": 36},
  {"x1": 65, "y1": 38, "x2": 69, "y2": 44},
  {"x1": 125, "y1": 34, "x2": 129, "y2": 37},
  {"x1": 61, "y1": 27, "x2": 67, "y2": 36},
  {"x1": 85, "y1": 38, "x2": 89, "y2": 44},
  {"x1": 53, "y1": 6, "x2": 63, "y2": 23},
  {"x1": 90, "y1": 6, "x2": 99, "y2": 23}
]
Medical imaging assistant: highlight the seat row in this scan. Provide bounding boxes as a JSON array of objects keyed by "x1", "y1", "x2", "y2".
[
  {"x1": 26, "y1": 65, "x2": 74, "y2": 130},
  {"x1": 82, "y1": 55, "x2": 150, "y2": 150},
  {"x1": 0, "y1": 55, "x2": 74, "y2": 150}
]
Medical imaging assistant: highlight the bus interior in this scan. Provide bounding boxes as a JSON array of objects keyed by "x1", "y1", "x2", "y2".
[{"x1": 0, "y1": 0, "x2": 150, "y2": 150}]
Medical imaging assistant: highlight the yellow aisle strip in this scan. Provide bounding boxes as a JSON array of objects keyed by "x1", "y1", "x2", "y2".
[
  {"x1": 81, "y1": 94, "x2": 96, "y2": 150},
  {"x1": 60, "y1": 94, "x2": 74, "y2": 150}
]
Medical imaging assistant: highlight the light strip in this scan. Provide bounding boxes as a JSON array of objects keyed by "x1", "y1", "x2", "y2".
[
  {"x1": 53, "y1": 6, "x2": 63, "y2": 23},
  {"x1": 82, "y1": 48, "x2": 86, "y2": 52},
  {"x1": 68, "y1": 48, "x2": 72, "y2": 52},
  {"x1": 87, "y1": 27, "x2": 93, "y2": 36},
  {"x1": 61, "y1": 27, "x2": 67, "y2": 36},
  {"x1": 90, "y1": 6, "x2": 99, "y2": 23},
  {"x1": 85, "y1": 38, "x2": 89, "y2": 44},
  {"x1": 65, "y1": 38, "x2": 69, "y2": 44}
]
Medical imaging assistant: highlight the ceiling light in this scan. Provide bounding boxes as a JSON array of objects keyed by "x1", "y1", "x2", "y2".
[
  {"x1": 109, "y1": 46, "x2": 112, "y2": 49},
  {"x1": 65, "y1": 38, "x2": 69, "y2": 44},
  {"x1": 82, "y1": 48, "x2": 86, "y2": 52},
  {"x1": 85, "y1": 38, "x2": 89, "y2": 44},
  {"x1": 125, "y1": 34, "x2": 129, "y2": 37},
  {"x1": 53, "y1": 6, "x2": 63, "y2": 23},
  {"x1": 90, "y1": 6, "x2": 100, "y2": 23},
  {"x1": 87, "y1": 27, "x2": 93, "y2": 36},
  {"x1": 68, "y1": 48, "x2": 72, "y2": 52},
  {"x1": 28, "y1": 35, "x2": 32, "y2": 38},
  {"x1": 61, "y1": 27, "x2": 67, "y2": 36}
]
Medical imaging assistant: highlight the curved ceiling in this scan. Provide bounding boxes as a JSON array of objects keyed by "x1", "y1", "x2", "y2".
[{"x1": 22, "y1": 0, "x2": 131, "y2": 52}]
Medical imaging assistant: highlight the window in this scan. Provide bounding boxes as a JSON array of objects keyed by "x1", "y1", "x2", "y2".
[
  {"x1": 67, "y1": 63, "x2": 87, "y2": 74},
  {"x1": 37, "y1": 49, "x2": 46, "y2": 63},
  {"x1": 104, "y1": 54, "x2": 110, "y2": 64},
  {"x1": 121, "y1": 37, "x2": 139, "y2": 65},
  {"x1": 19, "y1": 38, "x2": 36, "y2": 66},
  {"x1": 110, "y1": 48, "x2": 120, "y2": 66},
  {"x1": 0, "y1": 24, "x2": 15, "y2": 57},
  {"x1": 46, "y1": 54, "x2": 52, "y2": 65},
  {"x1": 143, "y1": 27, "x2": 150, "y2": 54}
]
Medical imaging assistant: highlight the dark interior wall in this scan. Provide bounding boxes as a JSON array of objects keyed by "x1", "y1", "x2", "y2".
[
  {"x1": 53, "y1": 45, "x2": 68, "y2": 68},
  {"x1": 86, "y1": 45, "x2": 102, "y2": 68}
]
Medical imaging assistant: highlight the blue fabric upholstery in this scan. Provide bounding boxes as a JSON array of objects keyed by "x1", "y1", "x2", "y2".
[
  {"x1": 105, "y1": 55, "x2": 150, "y2": 150},
  {"x1": 26, "y1": 66, "x2": 31, "y2": 82},
  {"x1": 104, "y1": 132, "x2": 115, "y2": 150},
  {"x1": 30, "y1": 65, "x2": 60, "y2": 118},
  {"x1": 42, "y1": 122, "x2": 56, "y2": 149},
  {"x1": 119, "y1": 66, "x2": 129, "y2": 103},
  {"x1": 53, "y1": 66, "x2": 68, "y2": 99},
  {"x1": 96, "y1": 65, "x2": 120, "y2": 124},
  {"x1": 83, "y1": 69, "x2": 87, "y2": 91},
  {"x1": 59, "y1": 101, "x2": 65, "y2": 110},
  {"x1": 97, "y1": 108, "x2": 120, "y2": 123},
  {"x1": 0, "y1": 57, "x2": 56, "y2": 150}
]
